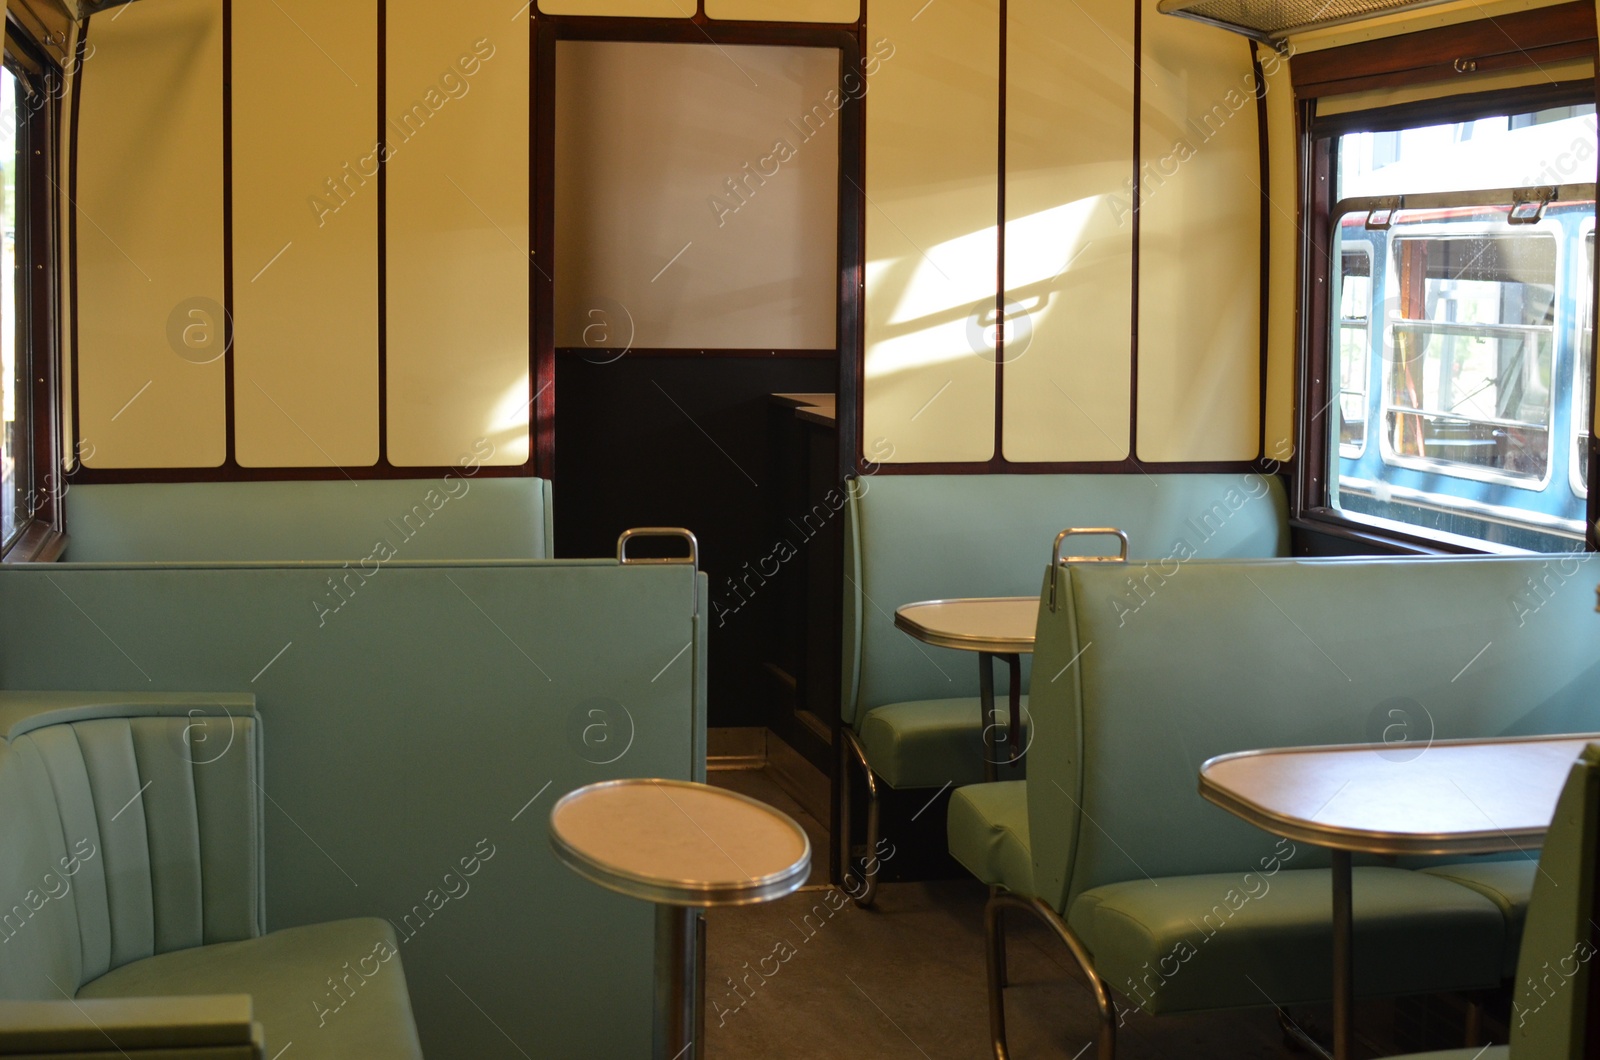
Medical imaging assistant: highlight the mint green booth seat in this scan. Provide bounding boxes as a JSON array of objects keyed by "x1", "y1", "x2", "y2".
[
  {"x1": 839, "y1": 472, "x2": 1288, "y2": 902},
  {"x1": 950, "y1": 554, "x2": 1600, "y2": 1058},
  {"x1": 63, "y1": 477, "x2": 554, "y2": 561},
  {"x1": 1390, "y1": 743, "x2": 1600, "y2": 1060},
  {"x1": 0, "y1": 693, "x2": 423, "y2": 1059}
]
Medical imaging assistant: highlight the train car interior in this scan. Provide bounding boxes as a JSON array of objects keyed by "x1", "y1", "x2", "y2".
[{"x1": 4, "y1": 0, "x2": 1600, "y2": 1057}]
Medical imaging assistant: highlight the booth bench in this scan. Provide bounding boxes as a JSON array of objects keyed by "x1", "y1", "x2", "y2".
[
  {"x1": 0, "y1": 692, "x2": 422, "y2": 1058},
  {"x1": 949, "y1": 553, "x2": 1600, "y2": 1055},
  {"x1": 838, "y1": 472, "x2": 1290, "y2": 898}
]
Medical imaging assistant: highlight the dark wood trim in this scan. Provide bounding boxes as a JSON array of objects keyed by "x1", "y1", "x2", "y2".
[
  {"x1": 1252, "y1": 40, "x2": 1270, "y2": 464},
  {"x1": 869, "y1": 457, "x2": 1277, "y2": 476},
  {"x1": 65, "y1": 462, "x2": 539, "y2": 485},
  {"x1": 991, "y1": 0, "x2": 1006, "y2": 464},
  {"x1": 836, "y1": 23, "x2": 865, "y2": 482},
  {"x1": 1292, "y1": 0, "x2": 1597, "y2": 100},
  {"x1": 533, "y1": 14, "x2": 556, "y2": 478},
  {"x1": 1287, "y1": 514, "x2": 1458, "y2": 555},
  {"x1": 0, "y1": 20, "x2": 66, "y2": 552},
  {"x1": 1296, "y1": 127, "x2": 1333, "y2": 523},
  {"x1": 376, "y1": 0, "x2": 389, "y2": 466},
  {"x1": 555, "y1": 347, "x2": 838, "y2": 359},
  {"x1": 1128, "y1": 0, "x2": 1142, "y2": 461},
  {"x1": 221, "y1": 0, "x2": 236, "y2": 467},
  {"x1": 547, "y1": 17, "x2": 860, "y2": 48},
  {"x1": 1, "y1": 522, "x2": 67, "y2": 563},
  {"x1": 1591, "y1": 39, "x2": 1600, "y2": 552},
  {"x1": 66, "y1": 22, "x2": 84, "y2": 484}
]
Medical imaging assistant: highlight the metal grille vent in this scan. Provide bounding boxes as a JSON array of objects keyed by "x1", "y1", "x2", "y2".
[{"x1": 1157, "y1": 0, "x2": 1458, "y2": 44}]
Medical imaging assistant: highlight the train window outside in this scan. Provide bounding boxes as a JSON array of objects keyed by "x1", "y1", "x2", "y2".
[
  {"x1": 1337, "y1": 248, "x2": 1370, "y2": 455},
  {"x1": 1322, "y1": 102, "x2": 1596, "y2": 551}
]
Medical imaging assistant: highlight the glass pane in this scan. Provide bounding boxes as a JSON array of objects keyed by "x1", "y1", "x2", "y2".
[
  {"x1": 1, "y1": 68, "x2": 19, "y2": 548},
  {"x1": 1328, "y1": 103, "x2": 1595, "y2": 551}
]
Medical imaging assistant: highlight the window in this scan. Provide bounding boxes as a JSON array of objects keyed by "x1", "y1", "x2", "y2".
[
  {"x1": 1314, "y1": 98, "x2": 1597, "y2": 551},
  {"x1": 0, "y1": 26, "x2": 62, "y2": 561}
]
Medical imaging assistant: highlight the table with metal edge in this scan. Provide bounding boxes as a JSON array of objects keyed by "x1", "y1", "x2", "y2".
[
  {"x1": 549, "y1": 778, "x2": 812, "y2": 1060},
  {"x1": 1200, "y1": 731, "x2": 1600, "y2": 1060},
  {"x1": 891, "y1": 529, "x2": 1129, "y2": 783},
  {"x1": 893, "y1": 596, "x2": 1039, "y2": 782}
]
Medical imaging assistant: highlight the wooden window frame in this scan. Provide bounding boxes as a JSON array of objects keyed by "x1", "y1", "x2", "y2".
[
  {"x1": 2, "y1": 19, "x2": 66, "y2": 562},
  {"x1": 1295, "y1": 80, "x2": 1599, "y2": 555}
]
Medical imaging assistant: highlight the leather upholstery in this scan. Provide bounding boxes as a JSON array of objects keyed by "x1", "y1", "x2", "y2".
[
  {"x1": 0, "y1": 698, "x2": 423, "y2": 1059},
  {"x1": 0, "y1": 704, "x2": 263, "y2": 1000},
  {"x1": 950, "y1": 554, "x2": 1600, "y2": 1019},
  {"x1": 80, "y1": 918, "x2": 423, "y2": 1059},
  {"x1": 858, "y1": 696, "x2": 1029, "y2": 790},
  {"x1": 63, "y1": 477, "x2": 554, "y2": 561},
  {"x1": 1418, "y1": 861, "x2": 1535, "y2": 977},
  {"x1": 842, "y1": 473, "x2": 1289, "y2": 727},
  {"x1": 1393, "y1": 744, "x2": 1600, "y2": 1058},
  {"x1": 1066, "y1": 868, "x2": 1503, "y2": 1013},
  {"x1": 947, "y1": 780, "x2": 1030, "y2": 893},
  {"x1": 1035, "y1": 556, "x2": 1600, "y2": 913}
]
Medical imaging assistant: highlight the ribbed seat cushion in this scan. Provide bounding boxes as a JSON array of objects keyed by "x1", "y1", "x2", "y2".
[
  {"x1": 1419, "y1": 861, "x2": 1536, "y2": 979},
  {"x1": 947, "y1": 781, "x2": 1031, "y2": 893},
  {"x1": 80, "y1": 918, "x2": 423, "y2": 1059},
  {"x1": 859, "y1": 697, "x2": 1029, "y2": 790},
  {"x1": 1067, "y1": 867, "x2": 1506, "y2": 1015}
]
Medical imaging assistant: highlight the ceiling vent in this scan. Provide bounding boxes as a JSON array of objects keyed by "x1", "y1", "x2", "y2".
[{"x1": 1157, "y1": 0, "x2": 1459, "y2": 45}]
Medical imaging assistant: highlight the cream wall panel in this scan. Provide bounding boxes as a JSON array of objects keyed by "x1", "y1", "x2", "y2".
[
  {"x1": 386, "y1": 9, "x2": 528, "y2": 467},
  {"x1": 553, "y1": 41, "x2": 838, "y2": 351},
  {"x1": 706, "y1": 0, "x2": 859, "y2": 22},
  {"x1": 76, "y1": 1, "x2": 225, "y2": 468},
  {"x1": 863, "y1": 0, "x2": 998, "y2": 463},
  {"x1": 1263, "y1": 46, "x2": 1296, "y2": 461},
  {"x1": 538, "y1": 0, "x2": 688, "y2": 18},
  {"x1": 233, "y1": 0, "x2": 378, "y2": 468},
  {"x1": 1002, "y1": 0, "x2": 1132, "y2": 463},
  {"x1": 1136, "y1": 2, "x2": 1260, "y2": 462}
]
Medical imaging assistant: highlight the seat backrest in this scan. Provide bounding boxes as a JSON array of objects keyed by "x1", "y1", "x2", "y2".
[
  {"x1": 1508, "y1": 743, "x2": 1600, "y2": 1058},
  {"x1": 1025, "y1": 554, "x2": 1600, "y2": 913},
  {"x1": 63, "y1": 477, "x2": 554, "y2": 562},
  {"x1": 841, "y1": 472, "x2": 1288, "y2": 727},
  {"x1": 0, "y1": 698, "x2": 263, "y2": 999}
]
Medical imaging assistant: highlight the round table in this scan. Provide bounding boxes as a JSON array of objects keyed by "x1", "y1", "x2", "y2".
[{"x1": 549, "y1": 778, "x2": 811, "y2": 1060}]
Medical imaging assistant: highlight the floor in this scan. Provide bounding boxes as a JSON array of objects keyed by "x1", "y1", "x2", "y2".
[{"x1": 702, "y1": 769, "x2": 1311, "y2": 1059}]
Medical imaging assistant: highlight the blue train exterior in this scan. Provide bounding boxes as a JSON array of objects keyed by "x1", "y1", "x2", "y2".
[{"x1": 1333, "y1": 201, "x2": 1593, "y2": 551}]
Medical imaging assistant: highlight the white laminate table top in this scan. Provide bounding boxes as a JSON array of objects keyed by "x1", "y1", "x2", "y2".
[
  {"x1": 1200, "y1": 733, "x2": 1600, "y2": 856},
  {"x1": 549, "y1": 779, "x2": 811, "y2": 907},
  {"x1": 893, "y1": 597, "x2": 1038, "y2": 655}
]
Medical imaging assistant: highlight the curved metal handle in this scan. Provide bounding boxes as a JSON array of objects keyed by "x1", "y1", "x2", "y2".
[
  {"x1": 617, "y1": 527, "x2": 699, "y2": 567},
  {"x1": 1048, "y1": 527, "x2": 1130, "y2": 612}
]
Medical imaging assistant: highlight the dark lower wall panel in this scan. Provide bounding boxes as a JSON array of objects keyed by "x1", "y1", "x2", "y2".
[{"x1": 554, "y1": 355, "x2": 838, "y2": 730}]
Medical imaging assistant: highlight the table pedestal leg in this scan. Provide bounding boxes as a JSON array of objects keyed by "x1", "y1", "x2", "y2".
[
  {"x1": 1004, "y1": 653, "x2": 1023, "y2": 767},
  {"x1": 1331, "y1": 849, "x2": 1353, "y2": 1060},
  {"x1": 654, "y1": 904, "x2": 697, "y2": 1060},
  {"x1": 979, "y1": 652, "x2": 998, "y2": 784}
]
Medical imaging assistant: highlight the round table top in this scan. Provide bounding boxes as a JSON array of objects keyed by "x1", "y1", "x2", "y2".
[
  {"x1": 549, "y1": 779, "x2": 811, "y2": 907},
  {"x1": 893, "y1": 597, "x2": 1038, "y2": 654}
]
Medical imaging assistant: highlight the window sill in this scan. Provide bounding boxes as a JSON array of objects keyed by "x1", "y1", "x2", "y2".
[
  {"x1": 1291, "y1": 508, "x2": 1542, "y2": 556},
  {"x1": 2, "y1": 522, "x2": 67, "y2": 563}
]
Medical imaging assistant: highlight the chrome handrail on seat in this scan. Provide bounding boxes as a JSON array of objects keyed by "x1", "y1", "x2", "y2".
[
  {"x1": 617, "y1": 528, "x2": 700, "y2": 616},
  {"x1": 1047, "y1": 527, "x2": 1129, "y2": 613}
]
